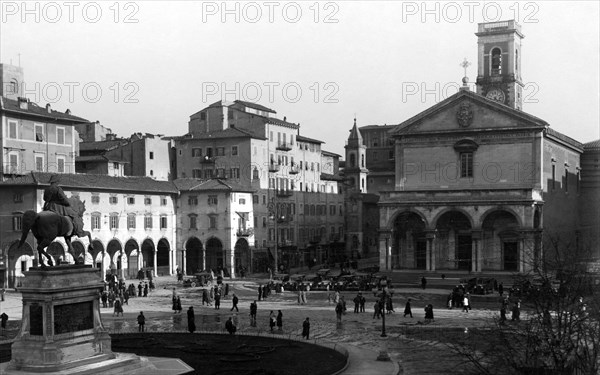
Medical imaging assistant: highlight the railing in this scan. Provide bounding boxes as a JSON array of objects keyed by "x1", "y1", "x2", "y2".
[
  {"x1": 276, "y1": 189, "x2": 293, "y2": 197},
  {"x1": 289, "y1": 165, "x2": 299, "y2": 174},
  {"x1": 236, "y1": 228, "x2": 254, "y2": 237},
  {"x1": 276, "y1": 142, "x2": 292, "y2": 151},
  {"x1": 269, "y1": 163, "x2": 280, "y2": 172},
  {"x1": 201, "y1": 156, "x2": 216, "y2": 164}
]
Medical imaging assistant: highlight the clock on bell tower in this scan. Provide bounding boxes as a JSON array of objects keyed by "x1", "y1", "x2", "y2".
[{"x1": 475, "y1": 20, "x2": 524, "y2": 110}]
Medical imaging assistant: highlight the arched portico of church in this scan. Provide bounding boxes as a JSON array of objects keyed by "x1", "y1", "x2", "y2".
[{"x1": 379, "y1": 202, "x2": 542, "y2": 273}]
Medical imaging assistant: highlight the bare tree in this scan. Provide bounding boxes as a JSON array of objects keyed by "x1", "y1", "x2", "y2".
[{"x1": 446, "y1": 234, "x2": 600, "y2": 375}]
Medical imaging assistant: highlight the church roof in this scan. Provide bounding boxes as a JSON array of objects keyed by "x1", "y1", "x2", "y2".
[{"x1": 390, "y1": 89, "x2": 549, "y2": 136}]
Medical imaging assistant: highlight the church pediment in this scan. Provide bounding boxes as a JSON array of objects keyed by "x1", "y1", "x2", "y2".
[{"x1": 390, "y1": 90, "x2": 548, "y2": 137}]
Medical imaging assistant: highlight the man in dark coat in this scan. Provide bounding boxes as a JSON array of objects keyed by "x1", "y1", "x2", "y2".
[
  {"x1": 187, "y1": 307, "x2": 196, "y2": 333},
  {"x1": 302, "y1": 317, "x2": 310, "y2": 339},
  {"x1": 250, "y1": 300, "x2": 257, "y2": 327},
  {"x1": 137, "y1": 311, "x2": 146, "y2": 332},
  {"x1": 43, "y1": 175, "x2": 83, "y2": 235},
  {"x1": 257, "y1": 285, "x2": 262, "y2": 301},
  {"x1": 230, "y1": 293, "x2": 239, "y2": 312},
  {"x1": 404, "y1": 298, "x2": 413, "y2": 318},
  {"x1": 225, "y1": 317, "x2": 236, "y2": 334}
]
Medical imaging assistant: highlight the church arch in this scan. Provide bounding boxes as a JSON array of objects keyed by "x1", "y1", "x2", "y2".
[
  {"x1": 141, "y1": 238, "x2": 155, "y2": 269},
  {"x1": 234, "y1": 238, "x2": 250, "y2": 275},
  {"x1": 391, "y1": 211, "x2": 427, "y2": 269},
  {"x1": 157, "y1": 238, "x2": 171, "y2": 276},
  {"x1": 205, "y1": 237, "x2": 224, "y2": 273},
  {"x1": 482, "y1": 210, "x2": 521, "y2": 271},
  {"x1": 185, "y1": 237, "x2": 203, "y2": 275},
  {"x1": 125, "y1": 239, "x2": 139, "y2": 278},
  {"x1": 435, "y1": 210, "x2": 473, "y2": 271}
]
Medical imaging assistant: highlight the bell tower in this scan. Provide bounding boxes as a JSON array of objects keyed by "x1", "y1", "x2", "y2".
[
  {"x1": 475, "y1": 20, "x2": 524, "y2": 110},
  {"x1": 344, "y1": 118, "x2": 368, "y2": 193}
]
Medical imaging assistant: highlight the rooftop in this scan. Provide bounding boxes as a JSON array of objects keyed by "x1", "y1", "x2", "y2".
[{"x1": 0, "y1": 97, "x2": 88, "y2": 123}]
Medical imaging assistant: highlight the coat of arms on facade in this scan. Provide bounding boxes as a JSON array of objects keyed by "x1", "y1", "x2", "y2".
[{"x1": 456, "y1": 102, "x2": 474, "y2": 128}]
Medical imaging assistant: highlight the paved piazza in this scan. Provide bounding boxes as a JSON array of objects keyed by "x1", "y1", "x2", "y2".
[{"x1": 1, "y1": 275, "x2": 511, "y2": 374}]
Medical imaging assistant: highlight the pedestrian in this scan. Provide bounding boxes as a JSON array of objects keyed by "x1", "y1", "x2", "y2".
[
  {"x1": 302, "y1": 317, "x2": 310, "y2": 339},
  {"x1": 202, "y1": 288, "x2": 209, "y2": 306},
  {"x1": 511, "y1": 300, "x2": 521, "y2": 321},
  {"x1": 463, "y1": 294, "x2": 470, "y2": 313},
  {"x1": 500, "y1": 299, "x2": 507, "y2": 324},
  {"x1": 1, "y1": 312, "x2": 8, "y2": 333},
  {"x1": 353, "y1": 293, "x2": 361, "y2": 313},
  {"x1": 172, "y1": 294, "x2": 178, "y2": 314},
  {"x1": 404, "y1": 298, "x2": 413, "y2": 318},
  {"x1": 143, "y1": 282, "x2": 149, "y2": 297},
  {"x1": 187, "y1": 307, "x2": 196, "y2": 333},
  {"x1": 250, "y1": 300, "x2": 257, "y2": 327},
  {"x1": 386, "y1": 294, "x2": 394, "y2": 314},
  {"x1": 225, "y1": 283, "x2": 229, "y2": 296},
  {"x1": 137, "y1": 311, "x2": 146, "y2": 332},
  {"x1": 176, "y1": 296, "x2": 182, "y2": 314},
  {"x1": 138, "y1": 282, "x2": 143, "y2": 297},
  {"x1": 214, "y1": 289, "x2": 221, "y2": 310},
  {"x1": 101, "y1": 291, "x2": 108, "y2": 308},
  {"x1": 123, "y1": 289, "x2": 129, "y2": 305},
  {"x1": 276, "y1": 310, "x2": 283, "y2": 332},
  {"x1": 230, "y1": 293, "x2": 239, "y2": 312},
  {"x1": 269, "y1": 310, "x2": 276, "y2": 332},
  {"x1": 258, "y1": 285, "x2": 262, "y2": 301},
  {"x1": 0, "y1": 288, "x2": 5, "y2": 302},
  {"x1": 340, "y1": 295, "x2": 346, "y2": 313},
  {"x1": 359, "y1": 294, "x2": 366, "y2": 312},
  {"x1": 113, "y1": 299, "x2": 123, "y2": 317},
  {"x1": 335, "y1": 301, "x2": 344, "y2": 325},
  {"x1": 225, "y1": 317, "x2": 236, "y2": 334},
  {"x1": 424, "y1": 304, "x2": 434, "y2": 322},
  {"x1": 421, "y1": 276, "x2": 427, "y2": 289},
  {"x1": 373, "y1": 300, "x2": 381, "y2": 319},
  {"x1": 498, "y1": 282, "x2": 504, "y2": 296},
  {"x1": 108, "y1": 290, "x2": 115, "y2": 308}
]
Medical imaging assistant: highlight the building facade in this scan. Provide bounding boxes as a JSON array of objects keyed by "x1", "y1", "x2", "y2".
[{"x1": 0, "y1": 172, "x2": 178, "y2": 288}]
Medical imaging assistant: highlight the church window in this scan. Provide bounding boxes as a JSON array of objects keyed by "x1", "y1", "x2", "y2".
[
  {"x1": 460, "y1": 152, "x2": 473, "y2": 178},
  {"x1": 350, "y1": 153, "x2": 356, "y2": 167},
  {"x1": 551, "y1": 164, "x2": 556, "y2": 190},
  {"x1": 515, "y1": 49, "x2": 519, "y2": 72},
  {"x1": 564, "y1": 168, "x2": 569, "y2": 193},
  {"x1": 361, "y1": 154, "x2": 365, "y2": 167},
  {"x1": 491, "y1": 47, "x2": 502, "y2": 75}
]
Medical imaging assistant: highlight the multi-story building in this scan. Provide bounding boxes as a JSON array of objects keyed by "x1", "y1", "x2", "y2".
[
  {"x1": 375, "y1": 20, "x2": 587, "y2": 274},
  {"x1": 0, "y1": 172, "x2": 178, "y2": 288},
  {"x1": 580, "y1": 140, "x2": 600, "y2": 260},
  {"x1": 173, "y1": 100, "x2": 345, "y2": 273},
  {"x1": 1, "y1": 64, "x2": 88, "y2": 178},
  {"x1": 173, "y1": 178, "x2": 254, "y2": 277}
]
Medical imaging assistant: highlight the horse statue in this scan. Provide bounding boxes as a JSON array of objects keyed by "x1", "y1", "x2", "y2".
[{"x1": 18, "y1": 196, "x2": 93, "y2": 267}]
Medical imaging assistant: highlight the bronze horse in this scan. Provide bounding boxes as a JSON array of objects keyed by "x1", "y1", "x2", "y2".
[{"x1": 18, "y1": 197, "x2": 92, "y2": 267}]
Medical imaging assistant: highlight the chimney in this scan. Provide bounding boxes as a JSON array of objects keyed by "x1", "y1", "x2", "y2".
[
  {"x1": 46, "y1": 103, "x2": 51, "y2": 113},
  {"x1": 283, "y1": 116, "x2": 287, "y2": 122},
  {"x1": 65, "y1": 109, "x2": 71, "y2": 115},
  {"x1": 18, "y1": 97, "x2": 28, "y2": 110}
]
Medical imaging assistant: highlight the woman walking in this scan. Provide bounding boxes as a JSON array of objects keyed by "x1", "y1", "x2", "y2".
[{"x1": 276, "y1": 310, "x2": 283, "y2": 332}]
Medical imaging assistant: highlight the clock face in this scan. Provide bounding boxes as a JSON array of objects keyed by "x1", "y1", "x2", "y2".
[{"x1": 486, "y1": 88, "x2": 506, "y2": 103}]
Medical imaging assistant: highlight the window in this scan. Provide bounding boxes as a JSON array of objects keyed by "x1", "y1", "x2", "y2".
[
  {"x1": 13, "y1": 215, "x2": 22, "y2": 231},
  {"x1": 189, "y1": 214, "x2": 197, "y2": 229},
  {"x1": 206, "y1": 148, "x2": 213, "y2": 157},
  {"x1": 91, "y1": 213, "x2": 101, "y2": 230},
  {"x1": 127, "y1": 214, "x2": 136, "y2": 229},
  {"x1": 8, "y1": 121, "x2": 17, "y2": 139},
  {"x1": 217, "y1": 168, "x2": 226, "y2": 178},
  {"x1": 57, "y1": 156, "x2": 65, "y2": 173},
  {"x1": 551, "y1": 164, "x2": 556, "y2": 190},
  {"x1": 209, "y1": 215, "x2": 217, "y2": 229},
  {"x1": 262, "y1": 216, "x2": 267, "y2": 227},
  {"x1": 127, "y1": 196, "x2": 135, "y2": 205},
  {"x1": 208, "y1": 195, "x2": 218, "y2": 205},
  {"x1": 252, "y1": 168, "x2": 259, "y2": 180},
  {"x1": 144, "y1": 197, "x2": 152, "y2": 205},
  {"x1": 460, "y1": 152, "x2": 473, "y2": 178},
  {"x1": 270, "y1": 131, "x2": 273, "y2": 141},
  {"x1": 231, "y1": 146, "x2": 238, "y2": 156},
  {"x1": 330, "y1": 205, "x2": 336, "y2": 215},
  {"x1": 113, "y1": 162, "x2": 119, "y2": 170},
  {"x1": 188, "y1": 195, "x2": 198, "y2": 206},
  {"x1": 110, "y1": 213, "x2": 119, "y2": 229},
  {"x1": 13, "y1": 192, "x2": 23, "y2": 202},
  {"x1": 253, "y1": 195, "x2": 259, "y2": 204},
  {"x1": 160, "y1": 215, "x2": 168, "y2": 229},
  {"x1": 262, "y1": 195, "x2": 266, "y2": 205},
  {"x1": 161, "y1": 196, "x2": 167, "y2": 206},
  {"x1": 204, "y1": 169, "x2": 213, "y2": 179},
  {"x1": 56, "y1": 127, "x2": 65, "y2": 145},
  {"x1": 192, "y1": 169, "x2": 202, "y2": 178},
  {"x1": 35, "y1": 124, "x2": 44, "y2": 142},
  {"x1": 35, "y1": 154, "x2": 44, "y2": 172},
  {"x1": 192, "y1": 148, "x2": 202, "y2": 157},
  {"x1": 254, "y1": 216, "x2": 258, "y2": 227},
  {"x1": 149, "y1": 151, "x2": 154, "y2": 159},
  {"x1": 91, "y1": 194, "x2": 100, "y2": 204},
  {"x1": 239, "y1": 198, "x2": 246, "y2": 205},
  {"x1": 564, "y1": 168, "x2": 569, "y2": 192},
  {"x1": 200, "y1": 111, "x2": 206, "y2": 120},
  {"x1": 577, "y1": 170, "x2": 581, "y2": 192},
  {"x1": 216, "y1": 147, "x2": 225, "y2": 156},
  {"x1": 339, "y1": 204, "x2": 343, "y2": 216},
  {"x1": 491, "y1": 47, "x2": 502, "y2": 75},
  {"x1": 109, "y1": 195, "x2": 118, "y2": 204},
  {"x1": 230, "y1": 168, "x2": 240, "y2": 179},
  {"x1": 144, "y1": 215, "x2": 153, "y2": 229}
]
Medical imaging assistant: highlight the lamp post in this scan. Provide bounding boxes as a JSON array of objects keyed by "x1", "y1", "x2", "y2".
[{"x1": 267, "y1": 198, "x2": 278, "y2": 275}]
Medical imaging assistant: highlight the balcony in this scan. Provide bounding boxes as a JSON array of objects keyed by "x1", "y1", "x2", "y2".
[
  {"x1": 276, "y1": 189, "x2": 293, "y2": 198},
  {"x1": 269, "y1": 163, "x2": 280, "y2": 172},
  {"x1": 201, "y1": 156, "x2": 216, "y2": 164},
  {"x1": 289, "y1": 165, "x2": 299, "y2": 174},
  {"x1": 236, "y1": 228, "x2": 254, "y2": 237},
  {"x1": 276, "y1": 142, "x2": 292, "y2": 151},
  {"x1": 309, "y1": 236, "x2": 322, "y2": 244}
]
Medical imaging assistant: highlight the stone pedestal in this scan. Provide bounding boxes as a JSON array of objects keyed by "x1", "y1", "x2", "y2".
[{"x1": 1, "y1": 265, "x2": 192, "y2": 375}]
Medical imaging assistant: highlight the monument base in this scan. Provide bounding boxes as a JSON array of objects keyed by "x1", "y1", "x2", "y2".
[
  {"x1": 4, "y1": 265, "x2": 191, "y2": 374},
  {"x1": 0, "y1": 353, "x2": 193, "y2": 374}
]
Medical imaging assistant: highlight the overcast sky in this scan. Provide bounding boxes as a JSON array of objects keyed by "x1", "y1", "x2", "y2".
[{"x1": 2, "y1": 1, "x2": 598, "y2": 156}]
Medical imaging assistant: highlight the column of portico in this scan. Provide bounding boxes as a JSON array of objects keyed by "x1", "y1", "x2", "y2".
[
  {"x1": 181, "y1": 248, "x2": 187, "y2": 275},
  {"x1": 378, "y1": 230, "x2": 392, "y2": 271},
  {"x1": 471, "y1": 230, "x2": 482, "y2": 273},
  {"x1": 426, "y1": 231, "x2": 436, "y2": 271},
  {"x1": 153, "y1": 248, "x2": 158, "y2": 277},
  {"x1": 101, "y1": 250, "x2": 107, "y2": 280}
]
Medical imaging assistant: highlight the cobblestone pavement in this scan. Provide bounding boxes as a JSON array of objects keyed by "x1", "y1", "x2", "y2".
[{"x1": 0, "y1": 276, "x2": 516, "y2": 374}]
